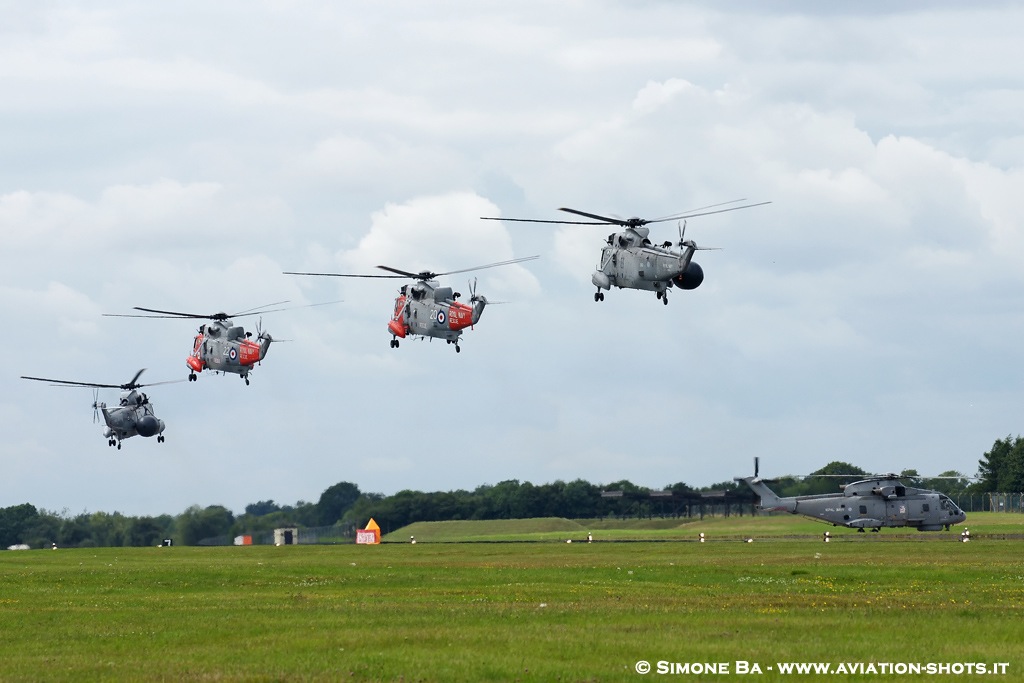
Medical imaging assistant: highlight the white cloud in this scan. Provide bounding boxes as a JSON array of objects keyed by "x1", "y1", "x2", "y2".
[{"x1": 1, "y1": 1, "x2": 1022, "y2": 516}]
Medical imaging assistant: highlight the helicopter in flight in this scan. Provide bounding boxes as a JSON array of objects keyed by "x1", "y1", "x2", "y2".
[
  {"x1": 481, "y1": 200, "x2": 768, "y2": 304},
  {"x1": 285, "y1": 256, "x2": 538, "y2": 352},
  {"x1": 103, "y1": 302, "x2": 290, "y2": 385},
  {"x1": 20, "y1": 369, "x2": 179, "y2": 449},
  {"x1": 736, "y1": 460, "x2": 967, "y2": 532}
]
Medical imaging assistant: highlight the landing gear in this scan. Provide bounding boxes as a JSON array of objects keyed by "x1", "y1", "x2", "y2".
[
  {"x1": 857, "y1": 528, "x2": 865, "y2": 533},
  {"x1": 446, "y1": 339, "x2": 462, "y2": 353},
  {"x1": 594, "y1": 291, "x2": 605, "y2": 302},
  {"x1": 244, "y1": 377, "x2": 250, "y2": 386},
  {"x1": 657, "y1": 291, "x2": 669, "y2": 305},
  {"x1": 108, "y1": 438, "x2": 116, "y2": 447},
  {"x1": 116, "y1": 442, "x2": 121, "y2": 451},
  {"x1": 390, "y1": 338, "x2": 400, "y2": 348},
  {"x1": 188, "y1": 372, "x2": 197, "y2": 382},
  {"x1": 157, "y1": 435, "x2": 164, "y2": 443},
  {"x1": 455, "y1": 344, "x2": 461, "y2": 353}
]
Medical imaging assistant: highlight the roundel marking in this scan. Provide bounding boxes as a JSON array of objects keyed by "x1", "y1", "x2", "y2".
[
  {"x1": 437, "y1": 310, "x2": 446, "y2": 325},
  {"x1": 229, "y1": 347, "x2": 238, "y2": 361}
]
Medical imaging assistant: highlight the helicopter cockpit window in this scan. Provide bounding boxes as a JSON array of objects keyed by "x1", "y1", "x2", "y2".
[{"x1": 228, "y1": 326, "x2": 244, "y2": 340}]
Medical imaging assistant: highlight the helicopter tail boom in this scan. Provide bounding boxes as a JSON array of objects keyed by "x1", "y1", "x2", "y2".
[{"x1": 737, "y1": 476, "x2": 796, "y2": 513}]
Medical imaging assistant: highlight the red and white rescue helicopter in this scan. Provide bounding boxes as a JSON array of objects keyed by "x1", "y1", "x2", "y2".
[
  {"x1": 105, "y1": 302, "x2": 298, "y2": 384},
  {"x1": 285, "y1": 257, "x2": 537, "y2": 353}
]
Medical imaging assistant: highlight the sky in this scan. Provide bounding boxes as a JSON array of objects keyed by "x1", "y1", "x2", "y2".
[{"x1": 2, "y1": 1, "x2": 1022, "y2": 518}]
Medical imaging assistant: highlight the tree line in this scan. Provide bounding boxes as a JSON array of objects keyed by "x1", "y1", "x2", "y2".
[{"x1": 4, "y1": 437, "x2": 1022, "y2": 549}]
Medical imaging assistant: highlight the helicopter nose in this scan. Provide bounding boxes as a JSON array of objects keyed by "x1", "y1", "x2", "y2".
[{"x1": 137, "y1": 415, "x2": 160, "y2": 437}]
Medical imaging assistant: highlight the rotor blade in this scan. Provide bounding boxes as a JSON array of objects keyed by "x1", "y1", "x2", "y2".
[
  {"x1": 21, "y1": 376, "x2": 124, "y2": 389},
  {"x1": 125, "y1": 368, "x2": 146, "y2": 389},
  {"x1": 376, "y1": 265, "x2": 430, "y2": 279},
  {"x1": 231, "y1": 301, "x2": 292, "y2": 316},
  {"x1": 432, "y1": 255, "x2": 540, "y2": 278},
  {"x1": 104, "y1": 307, "x2": 209, "y2": 319},
  {"x1": 284, "y1": 270, "x2": 404, "y2": 279},
  {"x1": 645, "y1": 201, "x2": 772, "y2": 224},
  {"x1": 479, "y1": 215, "x2": 609, "y2": 225},
  {"x1": 558, "y1": 208, "x2": 625, "y2": 224},
  {"x1": 652, "y1": 199, "x2": 749, "y2": 222},
  {"x1": 107, "y1": 300, "x2": 330, "y2": 320},
  {"x1": 137, "y1": 378, "x2": 188, "y2": 388}
]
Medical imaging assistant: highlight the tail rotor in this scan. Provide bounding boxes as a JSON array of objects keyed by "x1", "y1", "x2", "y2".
[
  {"x1": 469, "y1": 277, "x2": 486, "y2": 304},
  {"x1": 92, "y1": 388, "x2": 100, "y2": 423}
]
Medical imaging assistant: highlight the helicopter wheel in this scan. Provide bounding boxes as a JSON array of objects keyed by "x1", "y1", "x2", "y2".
[
  {"x1": 455, "y1": 344, "x2": 461, "y2": 353},
  {"x1": 157, "y1": 435, "x2": 164, "y2": 443},
  {"x1": 244, "y1": 377, "x2": 250, "y2": 386},
  {"x1": 116, "y1": 442, "x2": 121, "y2": 451},
  {"x1": 390, "y1": 339, "x2": 399, "y2": 349},
  {"x1": 662, "y1": 296, "x2": 669, "y2": 306},
  {"x1": 188, "y1": 373, "x2": 197, "y2": 382},
  {"x1": 594, "y1": 292, "x2": 605, "y2": 302}
]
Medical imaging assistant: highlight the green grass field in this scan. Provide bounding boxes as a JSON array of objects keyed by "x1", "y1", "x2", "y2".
[{"x1": 2, "y1": 516, "x2": 1022, "y2": 682}]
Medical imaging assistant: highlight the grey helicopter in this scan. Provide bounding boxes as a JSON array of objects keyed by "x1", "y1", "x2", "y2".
[
  {"x1": 105, "y1": 302, "x2": 295, "y2": 385},
  {"x1": 285, "y1": 256, "x2": 538, "y2": 352},
  {"x1": 20, "y1": 369, "x2": 179, "y2": 449},
  {"x1": 736, "y1": 460, "x2": 967, "y2": 532},
  {"x1": 481, "y1": 200, "x2": 768, "y2": 304}
]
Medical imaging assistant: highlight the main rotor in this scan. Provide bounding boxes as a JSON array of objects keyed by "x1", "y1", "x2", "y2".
[
  {"x1": 103, "y1": 301, "x2": 294, "y2": 322},
  {"x1": 480, "y1": 199, "x2": 770, "y2": 228},
  {"x1": 20, "y1": 368, "x2": 183, "y2": 391},
  {"x1": 284, "y1": 255, "x2": 539, "y2": 282}
]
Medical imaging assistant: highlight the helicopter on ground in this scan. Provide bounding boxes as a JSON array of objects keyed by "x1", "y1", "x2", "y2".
[
  {"x1": 285, "y1": 256, "x2": 538, "y2": 352},
  {"x1": 20, "y1": 369, "x2": 178, "y2": 449},
  {"x1": 104, "y1": 302, "x2": 291, "y2": 385},
  {"x1": 736, "y1": 460, "x2": 967, "y2": 532},
  {"x1": 481, "y1": 200, "x2": 768, "y2": 304}
]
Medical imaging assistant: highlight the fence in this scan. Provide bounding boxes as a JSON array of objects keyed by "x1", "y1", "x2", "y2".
[{"x1": 967, "y1": 492, "x2": 1024, "y2": 513}]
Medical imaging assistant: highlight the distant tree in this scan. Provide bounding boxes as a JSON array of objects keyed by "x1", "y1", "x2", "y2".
[
  {"x1": 245, "y1": 500, "x2": 281, "y2": 516},
  {"x1": 561, "y1": 479, "x2": 601, "y2": 518},
  {"x1": 316, "y1": 482, "x2": 361, "y2": 526},
  {"x1": 89, "y1": 512, "x2": 129, "y2": 547},
  {"x1": 977, "y1": 435, "x2": 1024, "y2": 492},
  {"x1": 0, "y1": 503, "x2": 39, "y2": 548},
  {"x1": 804, "y1": 461, "x2": 868, "y2": 495},
  {"x1": 21, "y1": 511, "x2": 62, "y2": 549},
  {"x1": 59, "y1": 513, "x2": 94, "y2": 547},
  {"x1": 127, "y1": 516, "x2": 169, "y2": 547},
  {"x1": 175, "y1": 505, "x2": 235, "y2": 545}
]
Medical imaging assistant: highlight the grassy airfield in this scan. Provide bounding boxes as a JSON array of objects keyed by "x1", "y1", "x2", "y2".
[{"x1": 1, "y1": 514, "x2": 1022, "y2": 682}]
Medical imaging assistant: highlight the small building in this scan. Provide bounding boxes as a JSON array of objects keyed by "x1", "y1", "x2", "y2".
[{"x1": 274, "y1": 528, "x2": 298, "y2": 546}]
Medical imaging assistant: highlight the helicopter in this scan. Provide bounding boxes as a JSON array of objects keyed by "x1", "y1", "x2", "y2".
[
  {"x1": 285, "y1": 256, "x2": 538, "y2": 352},
  {"x1": 481, "y1": 200, "x2": 768, "y2": 304},
  {"x1": 104, "y1": 302, "x2": 288, "y2": 385},
  {"x1": 735, "y1": 460, "x2": 967, "y2": 532},
  {"x1": 20, "y1": 369, "x2": 179, "y2": 449}
]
